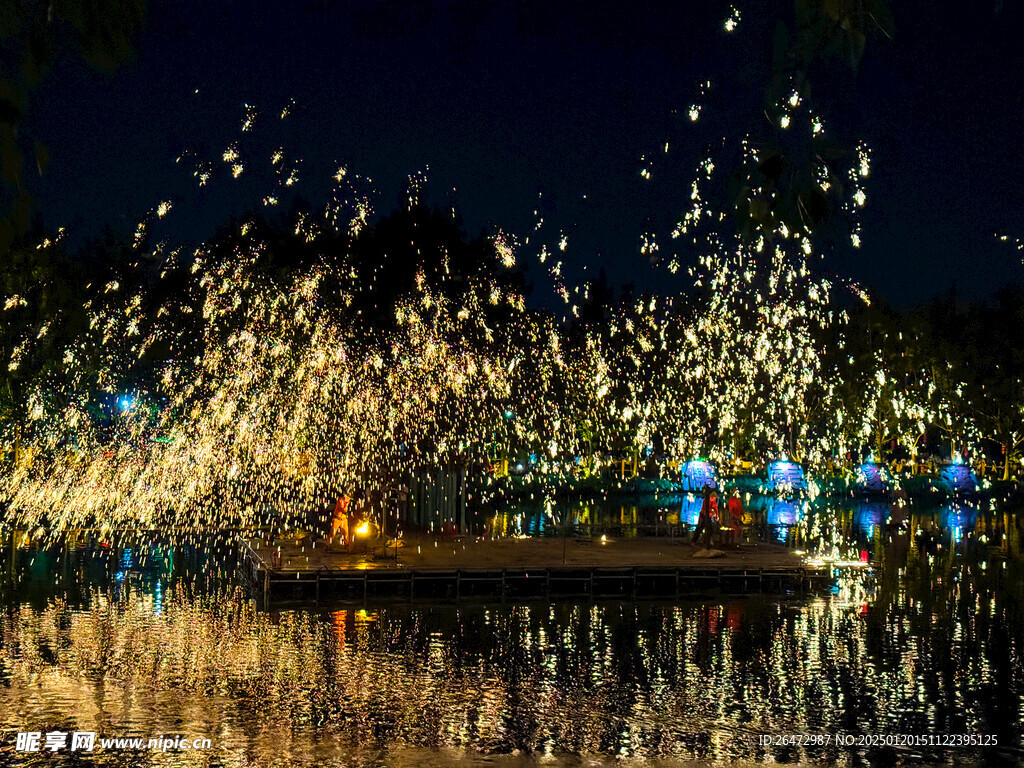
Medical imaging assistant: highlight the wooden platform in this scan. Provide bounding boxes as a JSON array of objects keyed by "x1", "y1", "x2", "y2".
[{"x1": 241, "y1": 534, "x2": 833, "y2": 606}]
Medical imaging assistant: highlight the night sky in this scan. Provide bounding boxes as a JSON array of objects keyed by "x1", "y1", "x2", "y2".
[{"x1": 26, "y1": 0, "x2": 1024, "y2": 306}]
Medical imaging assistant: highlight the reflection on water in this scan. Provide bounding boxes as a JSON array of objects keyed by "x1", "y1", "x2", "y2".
[
  {"x1": 755, "y1": 496, "x2": 804, "y2": 526},
  {"x1": 2, "y1": 495, "x2": 1024, "y2": 765},
  {"x1": 2, "y1": 531, "x2": 1024, "y2": 765}
]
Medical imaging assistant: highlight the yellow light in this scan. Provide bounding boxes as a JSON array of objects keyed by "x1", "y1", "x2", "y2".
[{"x1": 356, "y1": 522, "x2": 370, "y2": 536}]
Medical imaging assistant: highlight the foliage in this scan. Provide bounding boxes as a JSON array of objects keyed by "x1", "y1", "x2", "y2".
[{"x1": 0, "y1": 0, "x2": 145, "y2": 251}]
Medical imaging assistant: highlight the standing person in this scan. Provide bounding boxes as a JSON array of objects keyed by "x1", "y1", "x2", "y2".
[
  {"x1": 691, "y1": 487, "x2": 710, "y2": 545},
  {"x1": 708, "y1": 490, "x2": 720, "y2": 544},
  {"x1": 692, "y1": 487, "x2": 718, "y2": 547},
  {"x1": 329, "y1": 493, "x2": 351, "y2": 548},
  {"x1": 727, "y1": 490, "x2": 744, "y2": 537}
]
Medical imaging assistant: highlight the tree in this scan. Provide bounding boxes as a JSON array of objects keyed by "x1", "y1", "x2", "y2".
[
  {"x1": 0, "y1": 0, "x2": 146, "y2": 251},
  {"x1": 957, "y1": 289, "x2": 1024, "y2": 479},
  {"x1": 0, "y1": 229, "x2": 91, "y2": 460},
  {"x1": 834, "y1": 299, "x2": 932, "y2": 463},
  {"x1": 732, "y1": 0, "x2": 893, "y2": 247}
]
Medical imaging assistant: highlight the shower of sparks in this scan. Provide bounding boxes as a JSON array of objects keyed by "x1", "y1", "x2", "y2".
[
  {"x1": 0, "y1": 177, "x2": 567, "y2": 538},
  {"x1": 857, "y1": 143, "x2": 871, "y2": 178},
  {"x1": 406, "y1": 170, "x2": 429, "y2": 209},
  {"x1": 492, "y1": 230, "x2": 517, "y2": 269},
  {"x1": 724, "y1": 6, "x2": 741, "y2": 32},
  {"x1": 995, "y1": 231, "x2": 1024, "y2": 262},
  {"x1": 194, "y1": 162, "x2": 212, "y2": 187},
  {"x1": 3, "y1": 207, "x2": 930, "y2": 540},
  {"x1": 0, "y1": 75, "x2": 941, "y2": 546},
  {"x1": 241, "y1": 104, "x2": 258, "y2": 132}
]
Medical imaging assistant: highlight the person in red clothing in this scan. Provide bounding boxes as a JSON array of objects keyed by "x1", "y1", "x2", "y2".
[{"x1": 726, "y1": 489, "x2": 744, "y2": 542}]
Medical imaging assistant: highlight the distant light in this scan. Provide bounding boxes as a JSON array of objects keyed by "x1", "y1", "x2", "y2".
[{"x1": 119, "y1": 396, "x2": 135, "y2": 412}]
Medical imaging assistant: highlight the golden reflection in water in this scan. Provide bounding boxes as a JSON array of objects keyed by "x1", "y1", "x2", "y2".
[{"x1": 0, "y1": 554, "x2": 1020, "y2": 766}]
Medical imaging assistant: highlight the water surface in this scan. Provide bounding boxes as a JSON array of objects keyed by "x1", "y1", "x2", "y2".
[{"x1": 1, "y1": 495, "x2": 1023, "y2": 766}]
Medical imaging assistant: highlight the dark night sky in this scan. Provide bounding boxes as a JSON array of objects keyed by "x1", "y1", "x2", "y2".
[{"x1": 26, "y1": 0, "x2": 1024, "y2": 305}]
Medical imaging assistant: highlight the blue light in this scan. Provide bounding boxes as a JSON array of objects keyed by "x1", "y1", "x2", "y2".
[
  {"x1": 680, "y1": 494, "x2": 703, "y2": 526},
  {"x1": 853, "y1": 501, "x2": 887, "y2": 537},
  {"x1": 680, "y1": 460, "x2": 717, "y2": 492},
  {"x1": 940, "y1": 464, "x2": 977, "y2": 494},
  {"x1": 765, "y1": 499, "x2": 800, "y2": 526},
  {"x1": 119, "y1": 395, "x2": 135, "y2": 412},
  {"x1": 856, "y1": 462, "x2": 888, "y2": 492},
  {"x1": 115, "y1": 548, "x2": 131, "y2": 582},
  {"x1": 766, "y1": 459, "x2": 806, "y2": 492},
  {"x1": 941, "y1": 501, "x2": 977, "y2": 540}
]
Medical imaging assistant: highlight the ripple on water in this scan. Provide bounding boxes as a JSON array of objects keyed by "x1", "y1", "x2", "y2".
[{"x1": 0, "y1": 545, "x2": 1022, "y2": 766}]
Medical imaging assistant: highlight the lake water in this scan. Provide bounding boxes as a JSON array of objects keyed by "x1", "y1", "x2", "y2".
[{"x1": 1, "y1": 493, "x2": 1023, "y2": 766}]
